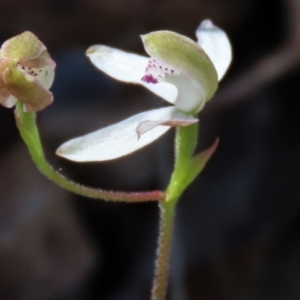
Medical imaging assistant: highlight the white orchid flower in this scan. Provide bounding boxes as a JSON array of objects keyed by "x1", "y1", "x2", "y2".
[{"x1": 56, "y1": 20, "x2": 231, "y2": 162}]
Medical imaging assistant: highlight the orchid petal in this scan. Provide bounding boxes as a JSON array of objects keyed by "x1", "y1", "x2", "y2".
[
  {"x1": 196, "y1": 20, "x2": 232, "y2": 81},
  {"x1": 0, "y1": 94, "x2": 18, "y2": 108},
  {"x1": 56, "y1": 107, "x2": 180, "y2": 162},
  {"x1": 0, "y1": 31, "x2": 46, "y2": 62},
  {"x1": 164, "y1": 73, "x2": 206, "y2": 113},
  {"x1": 16, "y1": 54, "x2": 56, "y2": 90},
  {"x1": 136, "y1": 110, "x2": 198, "y2": 138},
  {"x1": 33, "y1": 64, "x2": 55, "y2": 90},
  {"x1": 24, "y1": 50, "x2": 55, "y2": 68},
  {"x1": 0, "y1": 87, "x2": 18, "y2": 108},
  {"x1": 86, "y1": 45, "x2": 177, "y2": 104},
  {"x1": 3, "y1": 67, "x2": 53, "y2": 112}
]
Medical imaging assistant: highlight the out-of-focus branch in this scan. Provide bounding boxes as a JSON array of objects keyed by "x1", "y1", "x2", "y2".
[{"x1": 207, "y1": 0, "x2": 300, "y2": 113}]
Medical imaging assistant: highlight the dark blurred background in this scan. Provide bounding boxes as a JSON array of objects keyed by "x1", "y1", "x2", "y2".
[{"x1": 1, "y1": 0, "x2": 300, "y2": 299}]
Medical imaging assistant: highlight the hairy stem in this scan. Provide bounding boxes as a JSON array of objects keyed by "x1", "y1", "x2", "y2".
[
  {"x1": 151, "y1": 201, "x2": 176, "y2": 300},
  {"x1": 151, "y1": 124, "x2": 198, "y2": 299}
]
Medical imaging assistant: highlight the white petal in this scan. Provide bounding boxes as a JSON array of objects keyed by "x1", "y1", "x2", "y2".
[
  {"x1": 86, "y1": 45, "x2": 177, "y2": 104},
  {"x1": 35, "y1": 64, "x2": 55, "y2": 89},
  {"x1": 196, "y1": 19, "x2": 232, "y2": 81},
  {"x1": 2, "y1": 95, "x2": 18, "y2": 108},
  {"x1": 56, "y1": 107, "x2": 179, "y2": 162},
  {"x1": 136, "y1": 111, "x2": 198, "y2": 138},
  {"x1": 166, "y1": 73, "x2": 206, "y2": 113}
]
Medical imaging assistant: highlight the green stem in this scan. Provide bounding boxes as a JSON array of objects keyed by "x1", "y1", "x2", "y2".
[
  {"x1": 151, "y1": 124, "x2": 198, "y2": 300},
  {"x1": 151, "y1": 200, "x2": 176, "y2": 300},
  {"x1": 166, "y1": 124, "x2": 198, "y2": 202},
  {"x1": 14, "y1": 102, "x2": 165, "y2": 202}
]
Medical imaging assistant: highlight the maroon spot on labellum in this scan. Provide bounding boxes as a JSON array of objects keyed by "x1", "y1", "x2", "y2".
[{"x1": 141, "y1": 74, "x2": 158, "y2": 84}]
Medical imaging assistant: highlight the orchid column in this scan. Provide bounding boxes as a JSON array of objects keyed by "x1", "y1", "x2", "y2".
[{"x1": 57, "y1": 20, "x2": 232, "y2": 300}]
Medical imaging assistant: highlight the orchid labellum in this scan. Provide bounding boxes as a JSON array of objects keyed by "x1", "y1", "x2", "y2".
[{"x1": 57, "y1": 20, "x2": 232, "y2": 162}]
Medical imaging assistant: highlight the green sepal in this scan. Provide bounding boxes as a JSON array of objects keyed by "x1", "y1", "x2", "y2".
[
  {"x1": 0, "y1": 31, "x2": 45, "y2": 62},
  {"x1": 183, "y1": 138, "x2": 219, "y2": 189},
  {"x1": 165, "y1": 125, "x2": 218, "y2": 203},
  {"x1": 141, "y1": 31, "x2": 218, "y2": 102}
]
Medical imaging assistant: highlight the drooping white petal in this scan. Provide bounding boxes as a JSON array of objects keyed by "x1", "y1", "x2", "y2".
[
  {"x1": 196, "y1": 19, "x2": 232, "y2": 81},
  {"x1": 56, "y1": 106, "x2": 181, "y2": 162},
  {"x1": 86, "y1": 45, "x2": 177, "y2": 104}
]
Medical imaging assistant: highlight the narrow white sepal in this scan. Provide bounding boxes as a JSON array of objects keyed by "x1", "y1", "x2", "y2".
[
  {"x1": 86, "y1": 45, "x2": 177, "y2": 104},
  {"x1": 196, "y1": 19, "x2": 232, "y2": 81},
  {"x1": 56, "y1": 106, "x2": 179, "y2": 162}
]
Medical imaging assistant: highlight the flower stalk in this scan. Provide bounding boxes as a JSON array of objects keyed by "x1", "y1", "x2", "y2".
[
  {"x1": 152, "y1": 124, "x2": 218, "y2": 299},
  {"x1": 152, "y1": 200, "x2": 176, "y2": 300},
  {"x1": 166, "y1": 124, "x2": 199, "y2": 202},
  {"x1": 14, "y1": 101, "x2": 165, "y2": 202},
  {"x1": 152, "y1": 124, "x2": 197, "y2": 300}
]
